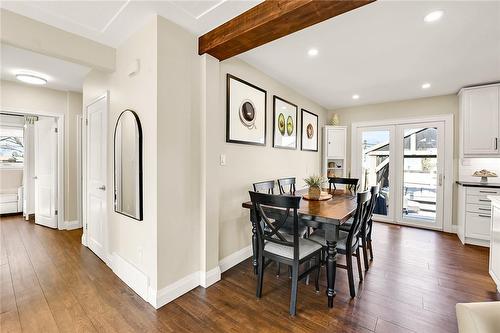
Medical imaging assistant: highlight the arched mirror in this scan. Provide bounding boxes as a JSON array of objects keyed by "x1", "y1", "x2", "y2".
[{"x1": 114, "y1": 109, "x2": 143, "y2": 220}]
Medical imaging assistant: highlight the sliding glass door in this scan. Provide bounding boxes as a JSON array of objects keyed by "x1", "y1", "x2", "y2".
[{"x1": 354, "y1": 121, "x2": 445, "y2": 230}]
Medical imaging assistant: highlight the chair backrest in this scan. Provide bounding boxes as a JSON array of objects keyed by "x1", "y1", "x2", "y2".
[
  {"x1": 277, "y1": 177, "x2": 296, "y2": 195},
  {"x1": 365, "y1": 185, "x2": 380, "y2": 238},
  {"x1": 249, "y1": 191, "x2": 301, "y2": 259},
  {"x1": 329, "y1": 177, "x2": 359, "y2": 193},
  {"x1": 253, "y1": 180, "x2": 275, "y2": 194},
  {"x1": 345, "y1": 190, "x2": 371, "y2": 252}
]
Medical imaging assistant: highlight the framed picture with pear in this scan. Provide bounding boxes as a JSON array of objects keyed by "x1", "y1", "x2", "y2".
[{"x1": 273, "y1": 96, "x2": 298, "y2": 149}]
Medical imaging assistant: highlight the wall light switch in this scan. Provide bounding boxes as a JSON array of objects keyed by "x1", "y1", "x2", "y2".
[{"x1": 220, "y1": 154, "x2": 226, "y2": 166}]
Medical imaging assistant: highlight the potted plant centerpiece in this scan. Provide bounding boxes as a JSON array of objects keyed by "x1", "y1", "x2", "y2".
[{"x1": 304, "y1": 175, "x2": 326, "y2": 200}]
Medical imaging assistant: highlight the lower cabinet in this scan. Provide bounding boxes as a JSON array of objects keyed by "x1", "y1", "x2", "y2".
[
  {"x1": 457, "y1": 186, "x2": 499, "y2": 247},
  {"x1": 490, "y1": 199, "x2": 500, "y2": 292}
]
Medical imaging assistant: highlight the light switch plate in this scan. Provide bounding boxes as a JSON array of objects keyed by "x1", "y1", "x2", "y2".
[{"x1": 220, "y1": 154, "x2": 226, "y2": 166}]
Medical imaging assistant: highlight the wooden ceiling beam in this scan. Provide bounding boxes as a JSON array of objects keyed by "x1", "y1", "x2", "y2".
[{"x1": 198, "y1": 0, "x2": 375, "y2": 61}]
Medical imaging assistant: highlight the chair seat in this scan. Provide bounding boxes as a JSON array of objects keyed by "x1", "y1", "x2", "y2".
[
  {"x1": 309, "y1": 230, "x2": 358, "y2": 253},
  {"x1": 264, "y1": 238, "x2": 322, "y2": 260}
]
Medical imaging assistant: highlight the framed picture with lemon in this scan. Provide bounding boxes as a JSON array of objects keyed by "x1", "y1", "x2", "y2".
[{"x1": 273, "y1": 96, "x2": 298, "y2": 149}]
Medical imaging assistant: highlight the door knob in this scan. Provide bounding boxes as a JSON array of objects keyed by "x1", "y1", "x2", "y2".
[
  {"x1": 33, "y1": 176, "x2": 38, "y2": 179},
  {"x1": 98, "y1": 185, "x2": 106, "y2": 191}
]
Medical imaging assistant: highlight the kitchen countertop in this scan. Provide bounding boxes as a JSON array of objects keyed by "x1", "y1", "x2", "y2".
[{"x1": 456, "y1": 181, "x2": 500, "y2": 189}]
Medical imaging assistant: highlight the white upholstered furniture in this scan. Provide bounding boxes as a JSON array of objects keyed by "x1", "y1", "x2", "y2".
[{"x1": 456, "y1": 302, "x2": 500, "y2": 333}]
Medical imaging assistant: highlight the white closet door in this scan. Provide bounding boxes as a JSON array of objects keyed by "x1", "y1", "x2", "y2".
[{"x1": 34, "y1": 117, "x2": 58, "y2": 228}]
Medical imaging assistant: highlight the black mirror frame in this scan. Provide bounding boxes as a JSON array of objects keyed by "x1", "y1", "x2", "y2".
[{"x1": 113, "y1": 109, "x2": 143, "y2": 221}]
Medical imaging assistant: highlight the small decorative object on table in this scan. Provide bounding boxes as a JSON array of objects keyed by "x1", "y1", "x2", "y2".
[
  {"x1": 303, "y1": 175, "x2": 332, "y2": 201},
  {"x1": 472, "y1": 169, "x2": 498, "y2": 183}
]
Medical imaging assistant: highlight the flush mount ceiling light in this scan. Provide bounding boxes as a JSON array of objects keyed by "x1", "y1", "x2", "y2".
[
  {"x1": 15, "y1": 73, "x2": 47, "y2": 85},
  {"x1": 422, "y1": 82, "x2": 431, "y2": 89},
  {"x1": 424, "y1": 10, "x2": 443, "y2": 23},
  {"x1": 352, "y1": 94, "x2": 360, "y2": 100},
  {"x1": 307, "y1": 48, "x2": 318, "y2": 57}
]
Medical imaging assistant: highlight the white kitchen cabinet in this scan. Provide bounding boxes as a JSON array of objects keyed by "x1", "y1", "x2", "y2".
[
  {"x1": 323, "y1": 126, "x2": 347, "y2": 179},
  {"x1": 456, "y1": 184, "x2": 500, "y2": 247},
  {"x1": 489, "y1": 196, "x2": 500, "y2": 292},
  {"x1": 459, "y1": 84, "x2": 500, "y2": 157}
]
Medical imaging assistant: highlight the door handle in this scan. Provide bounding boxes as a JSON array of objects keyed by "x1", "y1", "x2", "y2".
[
  {"x1": 33, "y1": 176, "x2": 38, "y2": 180},
  {"x1": 438, "y1": 174, "x2": 443, "y2": 186},
  {"x1": 495, "y1": 137, "x2": 498, "y2": 150},
  {"x1": 98, "y1": 185, "x2": 106, "y2": 191}
]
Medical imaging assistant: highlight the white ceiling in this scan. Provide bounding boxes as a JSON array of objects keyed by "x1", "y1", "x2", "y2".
[
  {"x1": 0, "y1": 0, "x2": 261, "y2": 47},
  {"x1": 1, "y1": 1, "x2": 499, "y2": 107},
  {"x1": 240, "y1": 1, "x2": 500, "y2": 109},
  {"x1": 1, "y1": 44, "x2": 91, "y2": 92}
]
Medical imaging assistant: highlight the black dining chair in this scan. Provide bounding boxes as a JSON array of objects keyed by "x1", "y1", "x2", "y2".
[
  {"x1": 277, "y1": 177, "x2": 296, "y2": 195},
  {"x1": 253, "y1": 180, "x2": 276, "y2": 194},
  {"x1": 328, "y1": 177, "x2": 359, "y2": 194},
  {"x1": 340, "y1": 185, "x2": 380, "y2": 271},
  {"x1": 310, "y1": 190, "x2": 371, "y2": 298},
  {"x1": 249, "y1": 191, "x2": 322, "y2": 316}
]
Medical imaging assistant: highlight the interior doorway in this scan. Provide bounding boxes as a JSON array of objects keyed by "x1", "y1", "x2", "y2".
[{"x1": 0, "y1": 111, "x2": 64, "y2": 229}]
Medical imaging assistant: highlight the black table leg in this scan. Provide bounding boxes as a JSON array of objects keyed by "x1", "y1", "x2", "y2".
[
  {"x1": 326, "y1": 238, "x2": 337, "y2": 307},
  {"x1": 251, "y1": 222, "x2": 258, "y2": 275}
]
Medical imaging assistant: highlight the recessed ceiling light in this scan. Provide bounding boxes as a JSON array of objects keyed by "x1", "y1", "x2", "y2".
[
  {"x1": 424, "y1": 10, "x2": 443, "y2": 23},
  {"x1": 422, "y1": 82, "x2": 431, "y2": 89},
  {"x1": 308, "y1": 48, "x2": 318, "y2": 57},
  {"x1": 15, "y1": 73, "x2": 47, "y2": 85},
  {"x1": 352, "y1": 94, "x2": 360, "y2": 100}
]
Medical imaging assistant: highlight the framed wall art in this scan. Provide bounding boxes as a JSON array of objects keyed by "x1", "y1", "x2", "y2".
[
  {"x1": 273, "y1": 96, "x2": 297, "y2": 149},
  {"x1": 301, "y1": 109, "x2": 318, "y2": 152},
  {"x1": 226, "y1": 74, "x2": 267, "y2": 146}
]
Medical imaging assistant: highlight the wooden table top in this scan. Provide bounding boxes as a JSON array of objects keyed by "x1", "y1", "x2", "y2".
[{"x1": 242, "y1": 189, "x2": 357, "y2": 225}]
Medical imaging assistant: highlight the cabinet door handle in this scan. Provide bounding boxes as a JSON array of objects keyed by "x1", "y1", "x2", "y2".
[
  {"x1": 495, "y1": 137, "x2": 498, "y2": 150},
  {"x1": 479, "y1": 190, "x2": 497, "y2": 194},
  {"x1": 479, "y1": 199, "x2": 491, "y2": 202},
  {"x1": 478, "y1": 208, "x2": 490, "y2": 211},
  {"x1": 478, "y1": 214, "x2": 491, "y2": 218}
]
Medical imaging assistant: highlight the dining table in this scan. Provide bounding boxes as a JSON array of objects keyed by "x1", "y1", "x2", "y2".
[{"x1": 241, "y1": 188, "x2": 358, "y2": 308}]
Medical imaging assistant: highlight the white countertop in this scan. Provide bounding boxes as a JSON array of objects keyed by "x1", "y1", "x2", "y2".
[{"x1": 488, "y1": 196, "x2": 500, "y2": 207}]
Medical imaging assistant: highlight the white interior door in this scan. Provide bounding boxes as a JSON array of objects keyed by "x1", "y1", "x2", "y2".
[
  {"x1": 34, "y1": 117, "x2": 58, "y2": 228},
  {"x1": 86, "y1": 96, "x2": 107, "y2": 260}
]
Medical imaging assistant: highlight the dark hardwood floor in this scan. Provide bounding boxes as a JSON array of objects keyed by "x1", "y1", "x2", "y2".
[{"x1": 1, "y1": 214, "x2": 498, "y2": 332}]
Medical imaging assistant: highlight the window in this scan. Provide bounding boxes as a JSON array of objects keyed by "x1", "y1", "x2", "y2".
[{"x1": 0, "y1": 126, "x2": 24, "y2": 168}]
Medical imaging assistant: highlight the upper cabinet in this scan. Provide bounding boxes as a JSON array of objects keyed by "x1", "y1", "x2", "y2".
[
  {"x1": 460, "y1": 84, "x2": 500, "y2": 157},
  {"x1": 323, "y1": 126, "x2": 347, "y2": 179},
  {"x1": 326, "y1": 127, "x2": 346, "y2": 158}
]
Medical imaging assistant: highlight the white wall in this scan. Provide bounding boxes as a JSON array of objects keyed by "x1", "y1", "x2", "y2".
[
  {"x1": 211, "y1": 57, "x2": 327, "y2": 260},
  {"x1": 0, "y1": 80, "x2": 82, "y2": 221},
  {"x1": 156, "y1": 16, "x2": 201, "y2": 289},
  {"x1": 82, "y1": 18, "x2": 158, "y2": 295}
]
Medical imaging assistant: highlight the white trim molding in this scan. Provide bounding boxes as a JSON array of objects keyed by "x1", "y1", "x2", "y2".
[
  {"x1": 153, "y1": 271, "x2": 201, "y2": 309},
  {"x1": 110, "y1": 252, "x2": 150, "y2": 302},
  {"x1": 64, "y1": 220, "x2": 81, "y2": 230},
  {"x1": 219, "y1": 245, "x2": 252, "y2": 273},
  {"x1": 200, "y1": 266, "x2": 221, "y2": 288}
]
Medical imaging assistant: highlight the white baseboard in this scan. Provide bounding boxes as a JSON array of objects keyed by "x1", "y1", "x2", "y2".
[
  {"x1": 110, "y1": 252, "x2": 150, "y2": 302},
  {"x1": 464, "y1": 237, "x2": 490, "y2": 248},
  {"x1": 153, "y1": 271, "x2": 201, "y2": 309},
  {"x1": 200, "y1": 266, "x2": 221, "y2": 288},
  {"x1": 64, "y1": 220, "x2": 81, "y2": 230},
  {"x1": 219, "y1": 245, "x2": 252, "y2": 273}
]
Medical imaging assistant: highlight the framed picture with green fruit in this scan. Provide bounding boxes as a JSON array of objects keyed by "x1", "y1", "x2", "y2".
[{"x1": 272, "y1": 96, "x2": 298, "y2": 149}]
